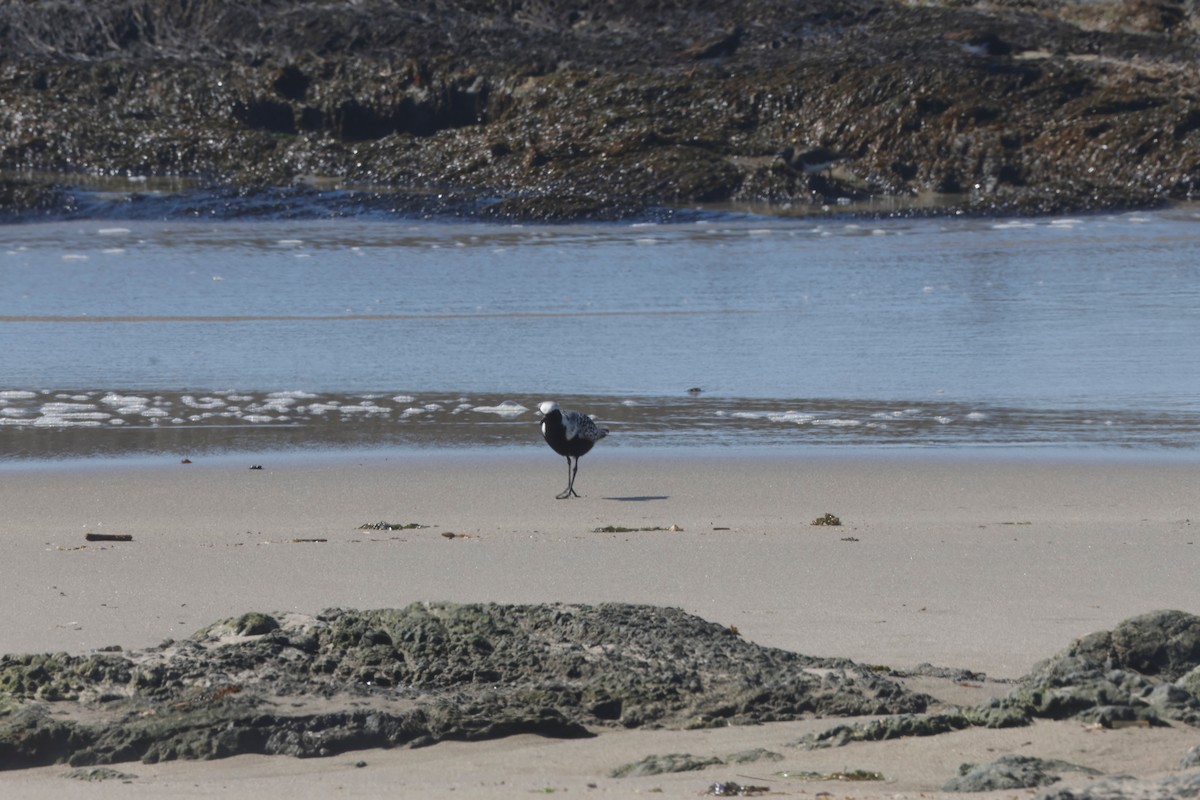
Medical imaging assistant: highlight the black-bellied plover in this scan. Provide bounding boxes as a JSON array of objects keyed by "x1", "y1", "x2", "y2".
[{"x1": 537, "y1": 401, "x2": 609, "y2": 499}]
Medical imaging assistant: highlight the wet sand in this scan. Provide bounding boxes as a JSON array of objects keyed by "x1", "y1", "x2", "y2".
[{"x1": 1, "y1": 450, "x2": 1197, "y2": 797}]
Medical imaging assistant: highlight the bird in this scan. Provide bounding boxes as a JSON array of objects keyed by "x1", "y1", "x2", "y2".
[{"x1": 537, "y1": 400, "x2": 609, "y2": 499}]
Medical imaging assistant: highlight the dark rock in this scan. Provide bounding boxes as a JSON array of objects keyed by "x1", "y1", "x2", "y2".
[
  {"x1": 230, "y1": 613, "x2": 280, "y2": 637},
  {"x1": 0, "y1": 603, "x2": 929, "y2": 770},
  {"x1": 1067, "y1": 610, "x2": 1200, "y2": 680},
  {"x1": 2, "y1": 1, "x2": 1200, "y2": 221},
  {"x1": 1181, "y1": 743, "x2": 1200, "y2": 770},
  {"x1": 1035, "y1": 771, "x2": 1200, "y2": 800},
  {"x1": 797, "y1": 711, "x2": 976, "y2": 749},
  {"x1": 233, "y1": 99, "x2": 297, "y2": 135},
  {"x1": 943, "y1": 754, "x2": 1100, "y2": 792},
  {"x1": 799, "y1": 611, "x2": 1200, "y2": 755},
  {"x1": 680, "y1": 27, "x2": 744, "y2": 61},
  {"x1": 988, "y1": 610, "x2": 1200, "y2": 729},
  {"x1": 609, "y1": 752, "x2": 724, "y2": 777},
  {"x1": 0, "y1": 178, "x2": 74, "y2": 221},
  {"x1": 723, "y1": 747, "x2": 783, "y2": 764},
  {"x1": 609, "y1": 746, "x2": 782, "y2": 778},
  {"x1": 272, "y1": 65, "x2": 310, "y2": 102},
  {"x1": 63, "y1": 766, "x2": 138, "y2": 781},
  {"x1": 906, "y1": 662, "x2": 993, "y2": 683}
]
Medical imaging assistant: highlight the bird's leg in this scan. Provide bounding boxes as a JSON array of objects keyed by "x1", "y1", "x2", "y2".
[
  {"x1": 556, "y1": 456, "x2": 574, "y2": 499},
  {"x1": 568, "y1": 457, "x2": 580, "y2": 498}
]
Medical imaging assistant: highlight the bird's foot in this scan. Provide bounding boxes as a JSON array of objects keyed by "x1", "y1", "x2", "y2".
[{"x1": 556, "y1": 488, "x2": 580, "y2": 499}]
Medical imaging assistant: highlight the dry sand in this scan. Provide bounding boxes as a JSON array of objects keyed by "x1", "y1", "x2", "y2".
[{"x1": 1, "y1": 449, "x2": 1198, "y2": 798}]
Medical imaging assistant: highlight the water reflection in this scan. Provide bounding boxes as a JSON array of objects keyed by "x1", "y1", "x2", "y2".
[{"x1": 2, "y1": 210, "x2": 1199, "y2": 459}]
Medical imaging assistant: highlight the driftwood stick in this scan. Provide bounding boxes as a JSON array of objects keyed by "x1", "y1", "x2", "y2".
[{"x1": 85, "y1": 533, "x2": 133, "y2": 542}]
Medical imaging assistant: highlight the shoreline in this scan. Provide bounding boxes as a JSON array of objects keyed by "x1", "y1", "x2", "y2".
[
  {"x1": 4, "y1": 178, "x2": 1198, "y2": 225},
  {"x1": 6, "y1": 383, "x2": 1198, "y2": 456},
  {"x1": 4, "y1": 439, "x2": 1199, "y2": 473}
]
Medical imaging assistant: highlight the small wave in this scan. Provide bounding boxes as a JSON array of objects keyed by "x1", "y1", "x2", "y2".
[
  {"x1": 182, "y1": 395, "x2": 227, "y2": 409},
  {"x1": 33, "y1": 416, "x2": 104, "y2": 428},
  {"x1": 102, "y1": 392, "x2": 150, "y2": 408},
  {"x1": 41, "y1": 402, "x2": 102, "y2": 414},
  {"x1": 335, "y1": 403, "x2": 389, "y2": 415},
  {"x1": 472, "y1": 401, "x2": 529, "y2": 418},
  {"x1": 0, "y1": 390, "x2": 1197, "y2": 460}
]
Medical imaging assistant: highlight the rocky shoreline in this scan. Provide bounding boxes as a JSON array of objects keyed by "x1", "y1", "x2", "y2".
[
  {"x1": 3, "y1": 1, "x2": 1200, "y2": 222},
  {"x1": 0, "y1": 603, "x2": 929, "y2": 768},
  {"x1": 2, "y1": 604, "x2": 1200, "y2": 798}
]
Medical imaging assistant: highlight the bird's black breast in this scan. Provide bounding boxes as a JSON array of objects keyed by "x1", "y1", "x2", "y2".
[{"x1": 540, "y1": 409, "x2": 595, "y2": 458}]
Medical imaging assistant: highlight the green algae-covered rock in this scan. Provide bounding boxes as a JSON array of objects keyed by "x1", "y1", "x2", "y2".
[
  {"x1": 798, "y1": 611, "x2": 1200, "y2": 757},
  {"x1": 1178, "y1": 665, "x2": 1200, "y2": 698},
  {"x1": 609, "y1": 747, "x2": 781, "y2": 778},
  {"x1": 943, "y1": 754, "x2": 1100, "y2": 793},
  {"x1": 796, "y1": 711, "x2": 975, "y2": 750},
  {"x1": 991, "y1": 610, "x2": 1200, "y2": 728},
  {"x1": 0, "y1": 652, "x2": 132, "y2": 702},
  {"x1": 1066, "y1": 610, "x2": 1200, "y2": 681},
  {"x1": 1037, "y1": 771, "x2": 1200, "y2": 800},
  {"x1": 0, "y1": 602, "x2": 929, "y2": 770},
  {"x1": 609, "y1": 752, "x2": 724, "y2": 778}
]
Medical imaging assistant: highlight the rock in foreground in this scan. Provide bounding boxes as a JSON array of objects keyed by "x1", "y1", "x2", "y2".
[
  {"x1": 0, "y1": 602, "x2": 927, "y2": 769},
  {"x1": 795, "y1": 610, "x2": 1200, "y2": 764},
  {"x1": 983, "y1": 609, "x2": 1200, "y2": 729}
]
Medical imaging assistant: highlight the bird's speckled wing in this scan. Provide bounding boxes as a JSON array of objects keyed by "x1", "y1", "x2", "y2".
[{"x1": 563, "y1": 410, "x2": 609, "y2": 442}]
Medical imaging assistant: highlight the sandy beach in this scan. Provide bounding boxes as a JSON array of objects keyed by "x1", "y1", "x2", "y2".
[{"x1": 1, "y1": 449, "x2": 1198, "y2": 798}]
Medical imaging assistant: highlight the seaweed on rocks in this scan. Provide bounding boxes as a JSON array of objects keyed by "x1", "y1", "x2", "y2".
[
  {"x1": 943, "y1": 754, "x2": 1101, "y2": 793},
  {"x1": 797, "y1": 610, "x2": 1200, "y2": 753},
  {"x1": 981, "y1": 609, "x2": 1200, "y2": 729},
  {"x1": 3, "y1": 1, "x2": 1200, "y2": 221},
  {"x1": 609, "y1": 747, "x2": 782, "y2": 778},
  {"x1": 1036, "y1": 771, "x2": 1200, "y2": 800},
  {"x1": 6, "y1": 607, "x2": 1199, "y2": 771},
  {"x1": 0, "y1": 602, "x2": 929, "y2": 770}
]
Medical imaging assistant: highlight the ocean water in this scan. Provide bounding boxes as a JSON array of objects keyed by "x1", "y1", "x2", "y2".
[{"x1": 2, "y1": 208, "x2": 1199, "y2": 460}]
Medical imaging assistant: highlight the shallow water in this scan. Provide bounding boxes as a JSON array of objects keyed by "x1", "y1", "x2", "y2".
[{"x1": 2, "y1": 209, "x2": 1199, "y2": 459}]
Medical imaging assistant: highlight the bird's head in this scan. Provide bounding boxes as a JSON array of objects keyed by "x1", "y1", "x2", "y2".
[{"x1": 537, "y1": 400, "x2": 560, "y2": 416}]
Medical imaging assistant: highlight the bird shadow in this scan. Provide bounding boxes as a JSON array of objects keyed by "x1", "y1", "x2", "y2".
[{"x1": 603, "y1": 495, "x2": 669, "y2": 502}]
